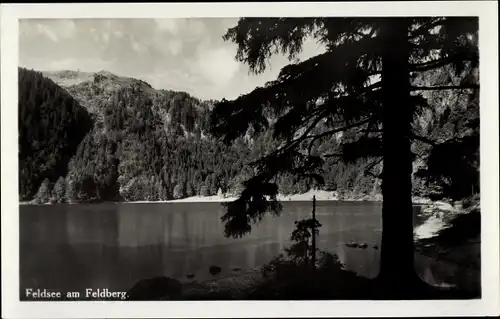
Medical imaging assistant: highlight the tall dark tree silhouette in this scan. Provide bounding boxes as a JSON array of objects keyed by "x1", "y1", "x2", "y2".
[{"x1": 209, "y1": 17, "x2": 478, "y2": 296}]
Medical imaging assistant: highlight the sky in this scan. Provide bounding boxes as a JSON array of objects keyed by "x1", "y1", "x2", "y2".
[{"x1": 19, "y1": 18, "x2": 326, "y2": 100}]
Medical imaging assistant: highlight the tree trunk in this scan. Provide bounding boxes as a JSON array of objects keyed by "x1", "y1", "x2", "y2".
[
  {"x1": 311, "y1": 195, "x2": 316, "y2": 269},
  {"x1": 378, "y1": 18, "x2": 423, "y2": 297}
]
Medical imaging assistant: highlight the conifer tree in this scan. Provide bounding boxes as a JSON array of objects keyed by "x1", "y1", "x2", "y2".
[
  {"x1": 52, "y1": 176, "x2": 66, "y2": 203},
  {"x1": 209, "y1": 17, "x2": 478, "y2": 296},
  {"x1": 33, "y1": 178, "x2": 52, "y2": 204}
]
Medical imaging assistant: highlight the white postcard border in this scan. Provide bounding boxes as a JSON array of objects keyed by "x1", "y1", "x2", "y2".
[{"x1": 1, "y1": 2, "x2": 499, "y2": 318}]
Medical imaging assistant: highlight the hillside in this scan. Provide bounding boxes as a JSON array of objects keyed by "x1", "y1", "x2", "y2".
[
  {"x1": 18, "y1": 68, "x2": 93, "y2": 201},
  {"x1": 18, "y1": 67, "x2": 478, "y2": 204},
  {"x1": 411, "y1": 66, "x2": 480, "y2": 200}
]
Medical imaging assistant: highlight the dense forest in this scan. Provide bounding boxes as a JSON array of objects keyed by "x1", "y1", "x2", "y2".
[
  {"x1": 18, "y1": 69, "x2": 93, "y2": 200},
  {"x1": 18, "y1": 67, "x2": 478, "y2": 204}
]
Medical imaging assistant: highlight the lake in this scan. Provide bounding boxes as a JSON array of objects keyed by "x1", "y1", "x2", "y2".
[{"x1": 19, "y1": 201, "x2": 464, "y2": 299}]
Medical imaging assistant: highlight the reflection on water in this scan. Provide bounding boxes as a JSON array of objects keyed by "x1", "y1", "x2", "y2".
[{"x1": 21, "y1": 201, "x2": 427, "y2": 297}]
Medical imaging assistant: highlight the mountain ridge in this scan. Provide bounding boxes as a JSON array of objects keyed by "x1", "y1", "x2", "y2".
[{"x1": 18, "y1": 67, "x2": 478, "y2": 204}]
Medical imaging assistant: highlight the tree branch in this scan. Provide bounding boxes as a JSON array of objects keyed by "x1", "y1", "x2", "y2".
[
  {"x1": 410, "y1": 84, "x2": 479, "y2": 91},
  {"x1": 322, "y1": 153, "x2": 342, "y2": 158},
  {"x1": 290, "y1": 114, "x2": 326, "y2": 149},
  {"x1": 306, "y1": 117, "x2": 373, "y2": 156},
  {"x1": 410, "y1": 132, "x2": 436, "y2": 146},
  {"x1": 277, "y1": 105, "x2": 324, "y2": 142},
  {"x1": 366, "y1": 156, "x2": 383, "y2": 170},
  {"x1": 254, "y1": 111, "x2": 327, "y2": 166},
  {"x1": 409, "y1": 18, "x2": 446, "y2": 38},
  {"x1": 409, "y1": 55, "x2": 456, "y2": 72},
  {"x1": 362, "y1": 81, "x2": 382, "y2": 94},
  {"x1": 364, "y1": 156, "x2": 383, "y2": 178}
]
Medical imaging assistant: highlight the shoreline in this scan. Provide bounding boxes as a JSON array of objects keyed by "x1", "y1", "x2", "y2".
[
  {"x1": 20, "y1": 190, "x2": 433, "y2": 205},
  {"x1": 20, "y1": 192, "x2": 478, "y2": 297}
]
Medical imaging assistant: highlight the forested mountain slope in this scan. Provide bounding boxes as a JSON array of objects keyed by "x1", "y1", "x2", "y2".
[
  {"x1": 411, "y1": 66, "x2": 480, "y2": 200},
  {"x1": 18, "y1": 68, "x2": 93, "y2": 201},
  {"x1": 18, "y1": 67, "x2": 478, "y2": 203}
]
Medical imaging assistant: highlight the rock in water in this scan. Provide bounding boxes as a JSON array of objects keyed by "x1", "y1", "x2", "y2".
[
  {"x1": 209, "y1": 265, "x2": 222, "y2": 276},
  {"x1": 186, "y1": 273, "x2": 195, "y2": 279},
  {"x1": 359, "y1": 243, "x2": 368, "y2": 249},
  {"x1": 127, "y1": 276, "x2": 182, "y2": 300},
  {"x1": 373, "y1": 245, "x2": 378, "y2": 250}
]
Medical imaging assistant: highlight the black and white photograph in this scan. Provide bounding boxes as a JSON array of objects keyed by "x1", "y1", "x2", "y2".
[{"x1": 1, "y1": 2, "x2": 499, "y2": 318}]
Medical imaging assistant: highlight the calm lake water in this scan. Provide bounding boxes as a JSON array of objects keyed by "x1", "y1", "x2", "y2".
[{"x1": 20, "y1": 201, "x2": 472, "y2": 299}]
